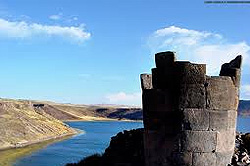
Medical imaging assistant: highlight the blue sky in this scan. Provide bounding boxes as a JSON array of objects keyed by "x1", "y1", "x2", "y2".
[{"x1": 0, "y1": 0, "x2": 249, "y2": 106}]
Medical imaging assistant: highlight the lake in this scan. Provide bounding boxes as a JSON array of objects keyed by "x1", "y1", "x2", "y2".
[
  {"x1": 13, "y1": 121, "x2": 143, "y2": 166},
  {"x1": 11, "y1": 116, "x2": 250, "y2": 166}
]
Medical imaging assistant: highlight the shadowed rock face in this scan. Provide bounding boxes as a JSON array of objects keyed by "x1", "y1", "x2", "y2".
[
  {"x1": 141, "y1": 51, "x2": 242, "y2": 166},
  {"x1": 220, "y1": 55, "x2": 242, "y2": 87}
]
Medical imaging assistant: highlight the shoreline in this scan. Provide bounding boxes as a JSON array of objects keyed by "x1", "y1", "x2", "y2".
[
  {"x1": 0, "y1": 118, "x2": 141, "y2": 152},
  {"x1": 0, "y1": 128, "x2": 79, "y2": 152},
  {"x1": 0, "y1": 131, "x2": 79, "y2": 166},
  {"x1": 0, "y1": 119, "x2": 141, "y2": 166},
  {"x1": 0, "y1": 128, "x2": 82, "y2": 166}
]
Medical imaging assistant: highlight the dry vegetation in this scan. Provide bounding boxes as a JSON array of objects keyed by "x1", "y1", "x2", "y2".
[{"x1": 0, "y1": 99, "x2": 76, "y2": 150}]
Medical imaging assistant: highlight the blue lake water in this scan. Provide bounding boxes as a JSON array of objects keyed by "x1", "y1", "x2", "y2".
[
  {"x1": 237, "y1": 116, "x2": 250, "y2": 133},
  {"x1": 14, "y1": 116, "x2": 250, "y2": 166},
  {"x1": 14, "y1": 121, "x2": 143, "y2": 166}
]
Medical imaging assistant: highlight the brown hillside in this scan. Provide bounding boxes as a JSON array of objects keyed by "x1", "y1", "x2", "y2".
[{"x1": 0, "y1": 99, "x2": 76, "y2": 150}]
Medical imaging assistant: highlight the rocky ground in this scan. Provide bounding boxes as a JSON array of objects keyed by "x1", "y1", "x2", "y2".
[{"x1": 230, "y1": 133, "x2": 250, "y2": 166}]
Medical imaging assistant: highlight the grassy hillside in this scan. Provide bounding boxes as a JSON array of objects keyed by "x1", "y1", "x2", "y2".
[{"x1": 0, "y1": 99, "x2": 76, "y2": 150}]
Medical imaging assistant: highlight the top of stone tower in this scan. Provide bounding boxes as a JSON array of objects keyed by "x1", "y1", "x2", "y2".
[{"x1": 155, "y1": 51, "x2": 176, "y2": 68}]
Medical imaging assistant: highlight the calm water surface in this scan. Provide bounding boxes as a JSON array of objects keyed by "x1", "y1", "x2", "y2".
[
  {"x1": 237, "y1": 116, "x2": 250, "y2": 133},
  {"x1": 14, "y1": 121, "x2": 143, "y2": 166},
  {"x1": 14, "y1": 117, "x2": 250, "y2": 166}
]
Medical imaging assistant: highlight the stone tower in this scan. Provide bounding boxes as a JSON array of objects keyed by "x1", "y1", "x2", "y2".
[{"x1": 140, "y1": 51, "x2": 242, "y2": 166}]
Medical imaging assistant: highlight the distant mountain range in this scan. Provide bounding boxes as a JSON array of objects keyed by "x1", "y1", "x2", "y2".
[{"x1": 238, "y1": 100, "x2": 250, "y2": 116}]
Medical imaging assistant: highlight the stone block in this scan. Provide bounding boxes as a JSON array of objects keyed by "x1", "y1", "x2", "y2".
[
  {"x1": 141, "y1": 74, "x2": 152, "y2": 90},
  {"x1": 155, "y1": 51, "x2": 176, "y2": 68},
  {"x1": 142, "y1": 89, "x2": 175, "y2": 113},
  {"x1": 144, "y1": 130, "x2": 179, "y2": 166},
  {"x1": 151, "y1": 68, "x2": 176, "y2": 89},
  {"x1": 192, "y1": 152, "x2": 216, "y2": 166},
  {"x1": 175, "y1": 62, "x2": 206, "y2": 84},
  {"x1": 209, "y1": 110, "x2": 237, "y2": 131},
  {"x1": 182, "y1": 108, "x2": 209, "y2": 131},
  {"x1": 216, "y1": 152, "x2": 234, "y2": 166},
  {"x1": 179, "y1": 84, "x2": 206, "y2": 109},
  {"x1": 216, "y1": 129, "x2": 236, "y2": 152},
  {"x1": 171, "y1": 152, "x2": 192, "y2": 166},
  {"x1": 206, "y1": 76, "x2": 238, "y2": 110},
  {"x1": 143, "y1": 111, "x2": 182, "y2": 134},
  {"x1": 181, "y1": 131, "x2": 217, "y2": 152},
  {"x1": 143, "y1": 112, "x2": 166, "y2": 131},
  {"x1": 209, "y1": 110, "x2": 229, "y2": 131}
]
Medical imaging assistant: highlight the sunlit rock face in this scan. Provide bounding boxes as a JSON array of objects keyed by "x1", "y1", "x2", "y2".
[{"x1": 141, "y1": 51, "x2": 242, "y2": 166}]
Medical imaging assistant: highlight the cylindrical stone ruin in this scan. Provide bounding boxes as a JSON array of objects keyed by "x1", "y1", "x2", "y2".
[{"x1": 140, "y1": 51, "x2": 242, "y2": 166}]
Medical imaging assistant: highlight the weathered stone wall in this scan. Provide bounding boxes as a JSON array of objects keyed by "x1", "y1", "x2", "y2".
[{"x1": 141, "y1": 51, "x2": 242, "y2": 166}]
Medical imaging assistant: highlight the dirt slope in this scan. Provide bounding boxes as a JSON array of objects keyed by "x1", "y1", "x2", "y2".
[{"x1": 0, "y1": 99, "x2": 76, "y2": 150}]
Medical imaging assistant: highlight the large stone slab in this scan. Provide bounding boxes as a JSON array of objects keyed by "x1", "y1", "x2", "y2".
[
  {"x1": 143, "y1": 111, "x2": 182, "y2": 135},
  {"x1": 181, "y1": 131, "x2": 217, "y2": 152},
  {"x1": 206, "y1": 76, "x2": 238, "y2": 110},
  {"x1": 192, "y1": 152, "x2": 216, "y2": 166},
  {"x1": 152, "y1": 68, "x2": 176, "y2": 89},
  {"x1": 175, "y1": 62, "x2": 206, "y2": 84},
  {"x1": 216, "y1": 129, "x2": 236, "y2": 152},
  {"x1": 142, "y1": 89, "x2": 175, "y2": 113},
  {"x1": 179, "y1": 84, "x2": 206, "y2": 109},
  {"x1": 144, "y1": 130, "x2": 179, "y2": 166},
  {"x1": 209, "y1": 110, "x2": 229, "y2": 131},
  {"x1": 141, "y1": 74, "x2": 152, "y2": 90},
  {"x1": 183, "y1": 108, "x2": 209, "y2": 131},
  {"x1": 209, "y1": 110, "x2": 237, "y2": 131}
]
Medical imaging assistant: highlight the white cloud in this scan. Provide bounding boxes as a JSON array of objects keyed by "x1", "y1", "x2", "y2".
[
  {"x1": 241, "y1": 85, "x2": 250, "y2": 99},
  {"x1": 49, "y1": 14, "x2": 61, "y2": 20},
  {"x1": 105, "y1": 92, "x2": 141, "y2": 106},
  {"x1": 148, "y1": 26, "x2": 250, "y2": 75},
  {"x1": 0, "y1": 18, "x2": 91, "y2": 43}
]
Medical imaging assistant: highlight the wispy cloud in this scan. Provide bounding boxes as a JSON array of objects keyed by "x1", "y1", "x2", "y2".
[
  {"x1": 148, "y1": 26, "x2": 250, "y2": 75},
  {"x1": 49, "y1": 13, "x2": 79, "y2": 23},
  {"x1": 0, "y1": 18, "x2": 91, "y2": 43},
  {"x1": 105, "y1": 92, "x2": 141, "y2": 106},
  {"x1": 49, "y1": 14, "x2": 62, "y2": 20}
]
